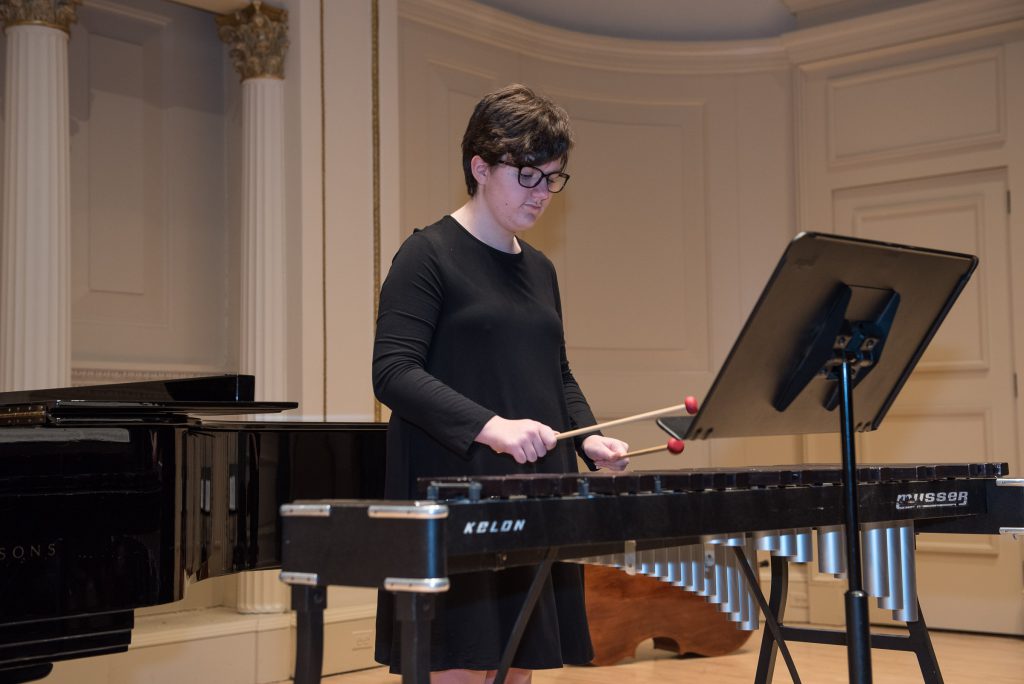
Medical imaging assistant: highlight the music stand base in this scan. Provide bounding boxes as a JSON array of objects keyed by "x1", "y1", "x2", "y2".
[{"x1": 755, "y1": 556, "x2": 944, "y2": 684}]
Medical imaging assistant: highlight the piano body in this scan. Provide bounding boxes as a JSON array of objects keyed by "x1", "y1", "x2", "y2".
[{"x1": 0, "y1": 375, "x2": 386, "y2": 683}]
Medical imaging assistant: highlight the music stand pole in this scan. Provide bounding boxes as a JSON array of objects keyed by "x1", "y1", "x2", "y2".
[{"x1": 837, "y1": 357, "x2": 872, "y2": 684}]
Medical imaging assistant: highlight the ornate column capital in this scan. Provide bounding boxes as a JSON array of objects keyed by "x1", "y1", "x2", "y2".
[
  {"x1": 216, "y1": 0, "x2": 288, "y2": 80},
  {"x1": 0, "y1": 0, "x2": 81, "y2": 33}
]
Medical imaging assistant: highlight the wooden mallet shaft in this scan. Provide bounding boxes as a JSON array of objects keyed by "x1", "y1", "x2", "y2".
[
  {"x1": 622, "y1": 444, "x2": 667, "y2": 458},
  {"x1": 623, "y1": 438, "x2": 685, "y2": 458},
  {"x1": 556, "y1": 396, "x2": 698, "y2": 441}
]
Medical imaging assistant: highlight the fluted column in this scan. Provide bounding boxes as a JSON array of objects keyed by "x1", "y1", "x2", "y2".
[
  {"x1": 0, "y1": 1, "x2": 80, "y2": 391},
  {"x1": 218, "y1": 0, "x2": 290, "y2": 615},
  {"x1": 238, "y1": 78, "x2": 287, "y2": 406}
]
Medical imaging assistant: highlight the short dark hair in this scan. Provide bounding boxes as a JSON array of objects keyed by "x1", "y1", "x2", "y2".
[{"x1": 461, "y1": 84, "x2": 574, "y2": 196}]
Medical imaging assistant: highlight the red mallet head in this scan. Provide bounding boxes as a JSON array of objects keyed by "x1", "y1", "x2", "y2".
[
  {"x1": 667, "y1": 438, "x2": 685, "y2": 454},
  {"x1": 684, "y1": 395, "x2": 699, "y2": 415}
]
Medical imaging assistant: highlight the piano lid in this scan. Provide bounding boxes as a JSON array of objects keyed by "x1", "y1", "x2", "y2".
[{"x1": 0, "y1": 374, "x2": 297, "y2": 420}]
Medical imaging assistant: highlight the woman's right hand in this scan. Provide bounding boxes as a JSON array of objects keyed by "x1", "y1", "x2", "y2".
[{"x1": 475, "y1": 416, "x2": 558, "y2": 464}]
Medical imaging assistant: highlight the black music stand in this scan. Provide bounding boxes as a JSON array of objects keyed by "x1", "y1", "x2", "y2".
[{"x1": 661, "y1": 232, "x2": 977, "y2": 684}]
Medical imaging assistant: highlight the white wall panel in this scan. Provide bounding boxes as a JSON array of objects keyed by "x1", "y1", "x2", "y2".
[
  {"x1": 86, "y1": 34, "x2": 147, "y2": 296},
  {"x1": 836, "y1": 185, "x2": 990, "y2": 372},
  {"x1": 560, "y1": 103, "x2": 706, "y2": 365},
  {"x1": 72, "y1": 24, "x2": 168, "y2": 330},
  {"x1": 64, "y1": 0, "x2": 232, "y2": 375},
  {"x1": 860, "y1": 409, "x2": 991, "y2": 464},
  {"x1": 398, "y1": 19, "x2": 515, "y2": 233},
  {"x1": 827, "y1": 49, "x2": 1005, "y2": 167}
]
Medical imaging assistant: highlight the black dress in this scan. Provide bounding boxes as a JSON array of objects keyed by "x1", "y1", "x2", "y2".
[{"x1": 372, "y1": 216, "x2": 597, "y2": 672}]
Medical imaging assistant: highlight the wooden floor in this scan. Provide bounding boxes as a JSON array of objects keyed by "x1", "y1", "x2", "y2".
[{"x1": 325, "y1": 627, "x2": 1024, "y2": 683}]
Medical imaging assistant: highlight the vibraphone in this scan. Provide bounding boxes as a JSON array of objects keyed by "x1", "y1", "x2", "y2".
[{"x1": 280, "y1": 463, "x2": 1024, "y2": 684}]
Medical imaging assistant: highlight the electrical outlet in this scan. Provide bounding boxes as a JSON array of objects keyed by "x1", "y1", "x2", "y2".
[{"x1": 353, "y1": 629, "x2": 373, "y2": 650}]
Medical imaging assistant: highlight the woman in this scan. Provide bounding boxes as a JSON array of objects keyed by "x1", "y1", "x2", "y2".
[{"x1": 373, "y1": 83, "x2": 629, "y2": 684}]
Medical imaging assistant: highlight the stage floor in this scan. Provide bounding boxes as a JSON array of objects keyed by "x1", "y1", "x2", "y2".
[{"x1": 326, "y1": 625, "x2": 1024, "y2": 684}]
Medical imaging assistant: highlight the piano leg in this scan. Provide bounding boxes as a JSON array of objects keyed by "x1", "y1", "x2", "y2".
[
  {"x1": 396, "y1": 592, "x2": 435, "y2": 684},
  {"x1": 292, "y1": 585, "x2": 327, "y2": 684}
]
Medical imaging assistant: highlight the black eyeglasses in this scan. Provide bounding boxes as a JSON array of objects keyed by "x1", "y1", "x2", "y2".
[{"x1": 499, "y1": 162, "x2": 571, "y2": 193}]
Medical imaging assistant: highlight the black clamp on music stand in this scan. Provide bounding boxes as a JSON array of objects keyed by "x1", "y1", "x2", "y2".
[{"x1": 660, "y1": 232, "x2": 977, "y2": 684}]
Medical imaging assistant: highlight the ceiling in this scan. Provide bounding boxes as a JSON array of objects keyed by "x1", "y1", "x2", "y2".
[
  {"x1": 473, "y1": 0, "x2": 798, "y2": 42},
  {"x1": 172, "y1": 0, "x2": 925, "y2": 41}
]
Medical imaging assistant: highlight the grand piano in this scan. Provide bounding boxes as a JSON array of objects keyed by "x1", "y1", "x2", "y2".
[{"x1": 0, "y1": 374, "x2": 386, "y2": 683}]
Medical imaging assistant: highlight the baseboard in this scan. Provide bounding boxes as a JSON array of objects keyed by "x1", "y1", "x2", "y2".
[{"x1": 45, "y1": 604, "x2": 379, "y2": 684}]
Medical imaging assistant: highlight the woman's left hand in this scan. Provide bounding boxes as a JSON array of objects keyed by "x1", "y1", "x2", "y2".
[{"x1": 581, "y1": 435, "x2": 630, "y2": 471}]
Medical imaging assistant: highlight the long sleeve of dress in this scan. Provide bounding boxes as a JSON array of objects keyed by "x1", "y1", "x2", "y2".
[{"x1": 372, "y1": 232, "x2": 495, "y2": 456}]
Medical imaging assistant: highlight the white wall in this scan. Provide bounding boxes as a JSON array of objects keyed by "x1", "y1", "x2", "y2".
[
  {"x1": 396, "y1": 0, "x2": 800, "y2": 469},
  {"x1": 787, "y1": 6, "x2": 1024, "y2": 632},
  {"x1": 69, "y1": 0, "x2": 235, "y2": 382}
]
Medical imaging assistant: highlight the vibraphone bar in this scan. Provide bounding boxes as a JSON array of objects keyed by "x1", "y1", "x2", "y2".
[{"x1": 280, "y1": 463, "x2": 1023, "y2": 684}]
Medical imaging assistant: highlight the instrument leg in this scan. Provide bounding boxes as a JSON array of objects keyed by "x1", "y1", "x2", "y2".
[
  {"x1": 493, "y1": 548, "x2": 558, "y2": 684},
  {"x1": 777, "y1": 605, "x2": 946, "y2": 684},
  {"x1": 743, "y1": 551, "x2": 802, "y2": 684},
  {"x1": 907, "y1": 602, "x2": 944, "y2": 684},
  {"x1": 292, "y1": 585, "x2": 327, "y2": 684},
  {"x1": 393, "y1": 593, "x2": 434, "y2": 684},
  {"x1": 395, "y1": 592, "x2": 435, "y2": 684}
]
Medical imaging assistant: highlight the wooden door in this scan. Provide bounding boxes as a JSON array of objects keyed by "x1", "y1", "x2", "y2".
[{"x1": 807, "y1": 169, "x2": 1022, "y2": 635}]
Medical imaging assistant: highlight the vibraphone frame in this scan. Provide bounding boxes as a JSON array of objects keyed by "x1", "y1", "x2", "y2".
[{"x1": 280, "y1": 463, "x2": 1022, "y2": 684}]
